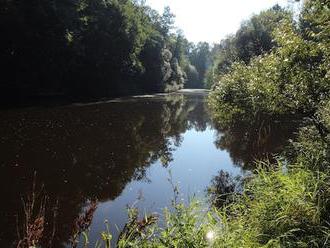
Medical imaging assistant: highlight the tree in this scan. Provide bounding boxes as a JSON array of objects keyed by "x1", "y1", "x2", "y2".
[
  {"x1": 160, "y1": 6, "x2": 175, "y2": 36},
  {"x1": 0, "y1": 0, "x2": 188, "y2": 105},
  {"x1": 188, "y1": 42, "x2": 211, "y2": 88},
  {"x1": 206, "y1": 5, "x2": 290, "y2": 88}
]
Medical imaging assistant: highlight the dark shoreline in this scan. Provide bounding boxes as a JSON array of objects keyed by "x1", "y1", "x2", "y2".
[{"x1": 0, "y1": 88, "x2": 208, "y2": 110}]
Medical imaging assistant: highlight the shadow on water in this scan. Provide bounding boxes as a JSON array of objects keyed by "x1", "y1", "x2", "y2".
[
  {"x1": 0, "y1": 92, "x2": 209, "y2": 247},
  {"x1": 213, "y1": 114, "x2": 303, "y2": 170},
  {"x1": 0, "y1": 91, "x2": 301, "y2": 247}
]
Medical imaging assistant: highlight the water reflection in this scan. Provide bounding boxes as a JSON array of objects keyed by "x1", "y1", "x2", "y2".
[
  {"x1": 0, "y1": 92, "x2": 300, "y2": 247},
  {"x1": 214, "y1": 115, "x2": 302, "y2": 169},
  {"x1": 0, "y1": 92, "x2": 210, "y2": 247}
]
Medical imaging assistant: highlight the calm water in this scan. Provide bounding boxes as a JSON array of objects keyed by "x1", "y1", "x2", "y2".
[{"x1": 0, "y1": 90, "x2": 299, "y2": 247}]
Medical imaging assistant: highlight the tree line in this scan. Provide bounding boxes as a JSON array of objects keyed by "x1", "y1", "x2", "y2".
[{"x1": 0, "y1": 0, "x2": 212, "y2": 106}]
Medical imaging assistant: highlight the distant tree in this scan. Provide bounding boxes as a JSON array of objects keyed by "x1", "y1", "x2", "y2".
[
  {"x1": 183, "y1": 42, "x2": 211, "y2": 88},
  {"x1": 160, "y1": 6, "x2": 175, "y2": 36}
]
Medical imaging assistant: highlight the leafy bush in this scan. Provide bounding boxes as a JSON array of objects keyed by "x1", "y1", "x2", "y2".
[
  {"x1": 209, "y1": 0, "x2": 330, "y2": 128},
  {"x1": 204, "y1": 1, "x2": 330, "y2": 247}
]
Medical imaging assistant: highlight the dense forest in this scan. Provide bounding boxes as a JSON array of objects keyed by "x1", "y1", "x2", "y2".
[{"x1": 0, "y1": 0, "x2": 209, "y2": 107}]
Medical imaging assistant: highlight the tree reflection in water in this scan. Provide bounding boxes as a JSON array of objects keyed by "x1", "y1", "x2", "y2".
[
  {"x1": 213, "y1": 114, "x2": 302, "y2": 170},
  {"x1": 208, "y1": 114, "x2": 303, "y2": 211},
  {"x1": 0, "y1": 92, "x2": 209, "y2": 247},
  {"x1": 0, "y1": 93, "x2": 301, "y2": 247}
]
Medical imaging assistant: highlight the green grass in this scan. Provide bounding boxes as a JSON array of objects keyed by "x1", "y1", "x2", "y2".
[{"x1": 110, "y1": 161, "x2": 330, "y2": 248}]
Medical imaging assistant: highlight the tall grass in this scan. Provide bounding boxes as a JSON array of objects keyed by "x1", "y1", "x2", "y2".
[{"x1": 112, "y1": 162, "x2": 330, "y2": 248}]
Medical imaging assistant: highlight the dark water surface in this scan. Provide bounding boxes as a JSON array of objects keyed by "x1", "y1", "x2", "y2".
[{"x1": 0, "y1": 90, "x2": 299, "y2": 247}]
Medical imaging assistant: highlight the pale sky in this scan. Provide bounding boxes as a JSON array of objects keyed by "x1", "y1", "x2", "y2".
[{"x1": 146, "y1": 0, "x2": 289, "y2": 43}]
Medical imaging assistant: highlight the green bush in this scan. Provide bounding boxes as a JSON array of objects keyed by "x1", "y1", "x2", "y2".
[{"x1": 209, "y1": 0, "x2": 330, "y2": 127}]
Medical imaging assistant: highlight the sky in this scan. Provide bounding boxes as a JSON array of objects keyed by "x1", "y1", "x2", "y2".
[{"x1": 145, "y1": 0, "x2": 289, "y2": 44}]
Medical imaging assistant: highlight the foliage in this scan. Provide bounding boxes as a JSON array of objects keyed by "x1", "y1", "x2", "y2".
[
  {"x1": 208, "y1": 1, "x2": 330, "y2": 126},
  {"x1": 0, "y1": 0, "x2": 187, "y2": 104},
  {"x1": 206, "y1": 5, "x2": 291, "y2": 88},
  {"x1": 287, "y1": 98, "x2": 330, "y2": 172},
  {"x1": 6, "y1": 0, "x2": 330, "y2": 247},
  {"x1": 204, "y1": 1, "x2": 330, "y2": 247},
  {"x1": 213, "y1": 162, "x2": 330, "y2": 248},
  {"x1": 185, "y1": 42, "x2": 211, "y2": 88},
  {"x1": 115, "y1": 201, "x2": 212, "y2": 248}
]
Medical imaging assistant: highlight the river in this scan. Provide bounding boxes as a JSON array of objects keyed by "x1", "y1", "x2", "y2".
[{"x1": 0, "y1": 90, "x2": 298, "y2": 247}]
